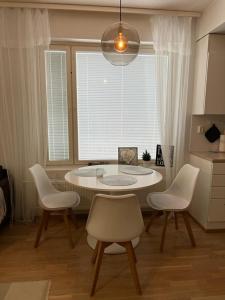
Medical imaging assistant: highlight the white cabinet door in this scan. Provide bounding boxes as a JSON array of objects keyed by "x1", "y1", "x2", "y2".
[
  {"x1": 189, "y1": 155, "x2": 225, "y2": 228},
  {"x1": 213, "y1": 163, "x2": 225, "y2": 174},
  {"x1": 192, "y1": 34, "x2": 225, "y2": 115},
  {"x1": 192, "y1": 35, "x2": 209, "y2": 115},
  {"x1": 211, "y1": 187, "x2": 225, "y2": 198},
  {"x1": 212, "y1": 175, "x2": 225, "y2": 186},
  {"x1": 205, "y1": 35, "x2": 225, "y2": 114},
  {"x1": 208, "y1": 199, "x2": 225, "y2": 222}
]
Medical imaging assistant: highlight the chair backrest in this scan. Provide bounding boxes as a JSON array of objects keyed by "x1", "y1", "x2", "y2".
[
  {"x1": 167, "y1": 164, "x2": 200, "y2": 205},
  {"x1": 86, "y1": 194, "x2": 144, "y2": 243},
  {"x1": 29, "y1": 164, "x2": 57, "y2": 201}
]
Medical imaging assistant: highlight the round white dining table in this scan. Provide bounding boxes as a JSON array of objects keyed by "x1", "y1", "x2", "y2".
[{"x1": 65, "y1": 164, "x2": 163, "y2": 254}]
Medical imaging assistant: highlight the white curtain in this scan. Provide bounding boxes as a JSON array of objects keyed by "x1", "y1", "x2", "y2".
[
  {"x1": 0, "y1": 8, "x2": 50, "y2": 221},
  {"x1": 151, "y1": 15, "x2": 192, "y2": 185}
]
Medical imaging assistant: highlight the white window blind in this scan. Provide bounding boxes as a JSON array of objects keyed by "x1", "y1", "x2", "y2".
[
  {"x1": 45, "y1": 50, "x2": 70, "y2": 161},
  {"x1": 76, "y1": 51, "x2": 161, "y2": 161}
]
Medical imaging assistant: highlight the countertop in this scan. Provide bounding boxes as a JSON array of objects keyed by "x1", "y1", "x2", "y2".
[{"x1": 190, "y1": 151, "x2": 225, "y2": 162}]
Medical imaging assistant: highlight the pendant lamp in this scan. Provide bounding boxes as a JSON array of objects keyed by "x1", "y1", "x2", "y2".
[{"x1": 101, "y1": 0, "x2": 140, "y2": 66}]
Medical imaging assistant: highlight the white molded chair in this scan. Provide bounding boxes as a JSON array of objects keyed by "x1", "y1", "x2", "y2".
[
  {"x1": 86, "y1": 194, "x2": 144, "y2": 296},
  {"x1": 146, "y1": 164, "x2": 200, "y2": 252},
  {"x1": 29, "y1": 164, "x2": 80, "y2": 248}
]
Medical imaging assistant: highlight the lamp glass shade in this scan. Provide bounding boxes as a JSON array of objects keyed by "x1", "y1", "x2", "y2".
[{"x1": 101, "y1": 22, "x2": 140, "y2": 66}]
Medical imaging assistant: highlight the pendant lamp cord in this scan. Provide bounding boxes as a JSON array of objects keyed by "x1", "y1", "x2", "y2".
[{"x1": 120, "y1": 0, "x2": 122, "y2": 22}]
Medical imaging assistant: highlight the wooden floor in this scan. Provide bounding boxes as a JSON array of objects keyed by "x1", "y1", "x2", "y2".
[{"x1": 1, "y1": 214, "x2": 225, "y2": 300}]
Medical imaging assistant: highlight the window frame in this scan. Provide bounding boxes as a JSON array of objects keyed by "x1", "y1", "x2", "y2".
[{"x1": 47, "y1": 42, "x2": 155, "y2": 166}]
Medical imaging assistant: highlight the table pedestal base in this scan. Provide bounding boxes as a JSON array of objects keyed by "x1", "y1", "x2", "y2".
[{"x1": 87, "y1": 235, "x2": 140, "y2": 254}]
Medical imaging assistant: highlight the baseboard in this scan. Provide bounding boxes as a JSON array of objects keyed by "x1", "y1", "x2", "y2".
[{"x1": 188, "y1": 213, "x2": 225, "y2": 232}]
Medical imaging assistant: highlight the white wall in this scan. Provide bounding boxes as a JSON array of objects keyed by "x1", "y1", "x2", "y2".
[
  {"x1": 196, "y1": 0, "x2": 225, "y2": 40},
  {"x1": 49, "y1": 10, "x2": 152, "y2": 41}
]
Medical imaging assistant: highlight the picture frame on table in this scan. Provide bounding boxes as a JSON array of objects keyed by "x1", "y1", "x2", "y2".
[{"x1": 118, "y1": 147, "x2": 138, "y2": 165}]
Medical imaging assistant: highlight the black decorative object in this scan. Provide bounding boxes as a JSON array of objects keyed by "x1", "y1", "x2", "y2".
[
  {"x1": 205, "y1": 124, "x2": 221, "y2": 143},
  {"x1": 0, "y1": 165, "x2": 7, "y2": 180},
  {"x1": 155, "y1": 144, "x2": 174, "y2": 167},
  {"x1": 0, "y1": 166, "x2": 12, "y2": 227},
  {"x1": 156, "y1": 145, "x2": 164, "y2": 166}
]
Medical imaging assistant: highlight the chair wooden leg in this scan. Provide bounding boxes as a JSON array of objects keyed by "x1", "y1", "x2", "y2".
[
  {"x1": 90, "y1": 241, "x2": 105, "y2": 296},
  {"x1": 145, "y1": 211, "x2": 162, "y2": 232},
  {"x1": 124, "y1": 241, "x2": 142, "y2": 295},
  {"x1": 182, "y1": 211, "x2": 196, "y2": 247},
  {"x1": 174, "y1": 212, "x2": 178, "y2": 230},
  {"x1": 63, "y1": 209, "x2": 74, "y2": 249},
  {"x1": 92, "y1": 241, "x2": 100, "y2": 264},
  {"x1": 44, "y1": 212, "x2": 50, "y2": 231},
  {"x1": 160, "y1": 211, "x2": 170, "y2": 252},
  {"x1": 129, "y1": 242, "x2": 137, "y2": 264},
  {"x1": 119, "y1": 241, "x2": 137, "y2": 264},
  {"x1": 68, "y1": 208, "x2": 79, "y2": 229},
  {"x1": 34, "y1": 210, "x2": 49, "y2": 248}
]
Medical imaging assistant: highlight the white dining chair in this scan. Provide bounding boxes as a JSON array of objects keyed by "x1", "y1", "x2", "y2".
[
  {"x1": 86, "y1": 193, "x2": 144, "y2": 296},
  {"x1": 29, "y1": 164, "x2": 80, "y2": 248},
  {"x1": 146, "y1": 164, "x2": 200, "y2": 252}
]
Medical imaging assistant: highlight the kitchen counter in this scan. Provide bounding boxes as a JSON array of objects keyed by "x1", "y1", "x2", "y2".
[{"x1": 191, "y1": 151, "x2": 225, "y2": 162}]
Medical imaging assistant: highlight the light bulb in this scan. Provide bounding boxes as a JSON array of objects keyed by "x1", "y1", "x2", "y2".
[{"x1": 114, "y1": 32, "x2": 128, "y2": 53}]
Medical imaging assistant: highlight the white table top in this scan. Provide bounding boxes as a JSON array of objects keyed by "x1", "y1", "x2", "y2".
[{"x1": 65, "y1": 164, "x2": 163, "y2": 192}]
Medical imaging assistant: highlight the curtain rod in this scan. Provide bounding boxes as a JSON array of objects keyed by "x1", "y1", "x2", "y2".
[{"x1": 0, "y1": 2, "x2": 201, "y2": 17}]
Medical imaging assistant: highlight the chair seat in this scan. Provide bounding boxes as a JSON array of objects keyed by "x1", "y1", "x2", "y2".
[
  {"x1": 42, "y1": 191, "x2": 80, "y2": 211},
  {"x1": 147, "y1": 192, "x2": 189, "y2": 211}
]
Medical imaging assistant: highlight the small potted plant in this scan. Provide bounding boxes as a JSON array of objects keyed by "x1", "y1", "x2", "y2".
[{"x1": 142, "y1": 150, "x2": 151, "y2": 167}]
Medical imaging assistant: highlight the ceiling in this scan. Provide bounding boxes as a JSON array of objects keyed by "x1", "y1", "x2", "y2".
[{"x1": 4, "y1": 0, "x2": 213, "y2": 12}]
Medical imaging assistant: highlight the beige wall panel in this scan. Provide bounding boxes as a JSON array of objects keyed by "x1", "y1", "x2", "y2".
[{"x1": 49, "y1": 10, "x2": 152, "y2": 41}]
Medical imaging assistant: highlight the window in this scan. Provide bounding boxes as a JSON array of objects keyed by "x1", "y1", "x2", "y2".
[
  {"x1": 45, "y1": 45, "x2": 161, "y2": 164},
  {"x1": 45, "y1": 49, "x2": 70, "y2": 161},
  {"x1": 76, "y1": 51, "x2": 160, "y2": 160}
]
